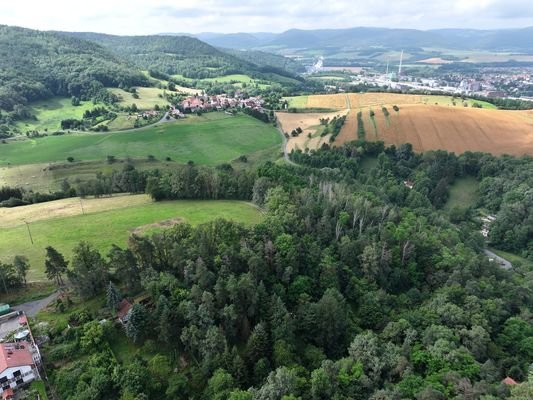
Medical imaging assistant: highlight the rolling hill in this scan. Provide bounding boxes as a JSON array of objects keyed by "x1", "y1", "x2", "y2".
[
  {"x1": 62, "y1": 32, "x2": 302, "y2": 83},
  {"x1": 0, "y1": 25, "x2": 148, "y2": 113}
]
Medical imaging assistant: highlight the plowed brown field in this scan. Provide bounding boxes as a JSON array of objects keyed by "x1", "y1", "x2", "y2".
[{"x1": 284, "y1": 93, "x2": 533, "y2": 155}]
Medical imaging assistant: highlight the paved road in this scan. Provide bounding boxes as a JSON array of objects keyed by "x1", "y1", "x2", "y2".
[
  {"x1": 483, "y1": 249, "x2": 512, "y2": 270},
  {"x1": 12, "y1": 290, "x2": 61, "y2": 317}
]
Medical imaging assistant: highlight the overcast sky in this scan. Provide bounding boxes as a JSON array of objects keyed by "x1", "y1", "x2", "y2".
[{"x1": 2, "y1": 0, "x2": 533, "y2": 34}]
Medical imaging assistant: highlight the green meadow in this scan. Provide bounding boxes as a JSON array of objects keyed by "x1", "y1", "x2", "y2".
[
  {"x1": 15, "y1": 97, "x2": 102, "y2": 132},
  {"x1": 444, "y1": 176, "x2": 480, "y2": 210},
  {"x1": 108, "y1": 87, "x2": 170, "y2": 110},
  {"x1": 0, "y1": 198, "x2": 263, "y2": 281},
  {"x1": 0, "y1": 113, "x2": 281, "y2": 167}
]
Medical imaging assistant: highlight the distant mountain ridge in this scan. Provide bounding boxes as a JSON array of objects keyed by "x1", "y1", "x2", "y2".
[{"x1": 181, "y1": 26, "x2": 533, "y2": 52}]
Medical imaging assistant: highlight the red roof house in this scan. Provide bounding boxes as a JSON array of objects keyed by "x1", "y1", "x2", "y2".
[
  {"x1": 0, "y1": 343, "x2": 34, "y2": 372},
  {"x1": 117, "y1": 299, "x2": 132, "y2": 325},
  {"x1": 502, "y1": 376, "x2": 518, "y2": 385}
]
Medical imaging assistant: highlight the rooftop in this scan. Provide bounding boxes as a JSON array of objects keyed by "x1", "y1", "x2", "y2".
[{"x1": 0, "y1": 342, "x2": 34, "y2": 372}]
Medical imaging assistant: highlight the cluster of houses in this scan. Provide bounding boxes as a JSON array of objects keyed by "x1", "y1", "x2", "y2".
[
  {"x1": 0, "y1": 311, "x2": 42, "y2": 399},
  {"x1": 180, "y1": 94, "x2": 264, "y2": 113},
  {"x1": 134, "y1": 110, "x2": 159, "y2": 120}
]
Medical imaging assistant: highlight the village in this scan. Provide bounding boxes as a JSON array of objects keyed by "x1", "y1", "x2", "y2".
[
  {"x1": 178, "y1": 93, "x2": 265, "y2": 114},
  {"x1": 132, "y1": 93, "x2": 266, "y2": 122}
]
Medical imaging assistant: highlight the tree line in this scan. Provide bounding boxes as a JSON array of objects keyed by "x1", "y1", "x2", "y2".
[{"x1": 21, "y1": 141, "x2": 531, "y2": 400}]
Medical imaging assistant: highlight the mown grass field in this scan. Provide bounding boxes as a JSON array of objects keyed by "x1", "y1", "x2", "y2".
[
  {"x1": 0, "y1": 196, "x2": 263, "y2": 281},
  {"x1": 14, "y1": 97, "x2": 102, "y2": 132},
  {"x1": 0, "y1": 113, "x2": 282, "y2": 167},
  {"x1": 172, "y1": 74, "x2": 273, "y2": 89},
  {"x1": 108, "y1": 87, "x2": 170, "y2": 110},
  {"x1": 444, "y1": 176, "x2": 480, "y2": 210}
]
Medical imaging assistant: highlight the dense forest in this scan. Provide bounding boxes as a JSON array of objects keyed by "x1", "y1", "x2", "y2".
[
  {"x1": 0, "y1": 25, "x2": 148, "y2": 113},
  {"x1": 63, "y1": 32, "x2": 301, "y2": 85},
  {"x1": 7, "y1": 141, "x2": 529, "y2": 400},
  {"x1": 223, "y1": 49, "x2": 306, "y2": 75}
]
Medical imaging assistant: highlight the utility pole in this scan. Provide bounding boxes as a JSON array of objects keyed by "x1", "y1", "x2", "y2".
[
  {"x1": 79, "y1": 197, "x2": 85, "y2": 215},
  {"x1": 23, "y1": 220, "x2": 34, "y2": 245}
]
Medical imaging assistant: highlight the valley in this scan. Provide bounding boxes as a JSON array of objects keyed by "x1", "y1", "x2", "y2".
[{"x1": 0, "y1": 17, "x2": 532, "y2": 400}]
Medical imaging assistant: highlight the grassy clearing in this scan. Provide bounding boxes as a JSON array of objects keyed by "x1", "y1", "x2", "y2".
[
  {"x1": 172, "y1": 74, "x2": 272, "y2": 89},
  {"x1": 0, "y1": 113, "x2": 281, "y2": 167},
  {"x1": 0, "y1": 199, "x2": 263, "y2": 281},
  {"x1": 284, "y1": 96, "x2": 309, "y2": 108},
  {"x1": 444, "y1": 177, "x2": 480, "y2": 210},
  {"x1": 0, "y1": 144, "x2": 281, "y2": 193},
  {"x1": 14, "y1": 97, "x2": 102, "y2": 132},
  {"x1": 360, "y1": 157, "x2": 378, "y2": 172},
  {"x1": 108, "y1": 87, "x2": 170, "y2": 110},
  {"x1": 35, "y1": 294, "x2": 104, "y2": 326},
  {"x1": 419, "y1": 95, "x2": 497, "y2": 109}
]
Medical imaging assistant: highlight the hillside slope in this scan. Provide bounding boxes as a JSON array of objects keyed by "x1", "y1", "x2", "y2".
[
  {"x1": 0, "y1": 25, "x2": 148, "y2": 112},
  {"x1": 63, "y1": 32, "x2": 300, "y2": 82}
]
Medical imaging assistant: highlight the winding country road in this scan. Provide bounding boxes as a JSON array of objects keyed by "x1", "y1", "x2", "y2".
[{"x1": 483, "y1": 249, "x2": 513, "y2": 270}]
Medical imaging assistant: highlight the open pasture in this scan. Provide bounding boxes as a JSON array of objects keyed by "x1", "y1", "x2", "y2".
[
  {"x1": 0, "y1": 113, "x2": 281, "y2": 167},
  {"x1": 108, "y1": 87, "x2": 170, "y2": 109},
  {"x1": 14, "y1": 97, "x2": 102, "y2": 133},
  {"x1": 0, "y1": 197, "x2": 262, "y2": 281}
]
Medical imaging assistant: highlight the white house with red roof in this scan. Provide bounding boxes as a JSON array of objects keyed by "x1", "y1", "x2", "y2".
[
  {"x1": 0, "y1": 342, "x2": 40, "y2": 396},
  {"x1": 0, "y1": 311, "x2": 42, "y2": 397}
]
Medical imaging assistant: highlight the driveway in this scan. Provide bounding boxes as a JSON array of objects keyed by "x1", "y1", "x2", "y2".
[
  {"x1": 12, "y1": 290, "x2": 61, "y2": 317},
  {"x1": 483, "y1": 249, "x2": 513, "y2": 270}
]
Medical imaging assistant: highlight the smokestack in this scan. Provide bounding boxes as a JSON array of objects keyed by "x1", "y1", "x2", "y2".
[{"x1": 398, "y1": 50, "x2": 404, "y2": 77}]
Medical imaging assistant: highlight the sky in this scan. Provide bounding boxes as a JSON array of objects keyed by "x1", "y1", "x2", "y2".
[{"x1": 1, "y1": 0, "x2": 533, "y2": 35}]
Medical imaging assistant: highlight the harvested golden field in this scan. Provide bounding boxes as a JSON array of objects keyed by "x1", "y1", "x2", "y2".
[
  {"x1": 307, "y1": 94, "x2": 349, "y2": 109},
  {"x1": 338, "y1": 105, "x2": 533, "y2": 155},
  {"x1": 276, "y1": 110, "x2": 348, "y2": 152},
  {"x1": 286, "y1": 93, "x2": 533, "y2": 155}
]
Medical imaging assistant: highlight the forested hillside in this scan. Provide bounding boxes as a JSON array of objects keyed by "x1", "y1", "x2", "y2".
[
  {"x1": 0, "y1": 25, "x2": 148, "y2": 113},
  {"x1": 224, "y1": 49, "x2": 305, "y2": 75},
  {"x1": 20, "y1": 141, "x2": 531, "y2": 400},
  {"x1": 64, "y1": 32, "x2": 299, "y2": 82}
]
